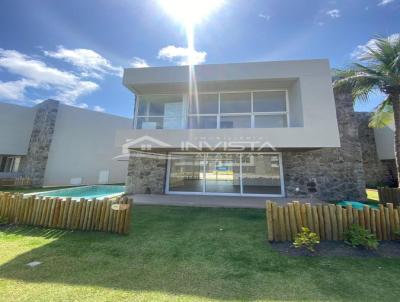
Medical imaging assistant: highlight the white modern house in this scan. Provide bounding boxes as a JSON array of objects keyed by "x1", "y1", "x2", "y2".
[
  {"x1": 119, "y1": 59, "x2": 395, "y2": 200},
  {"x1": 0, "y1": 101, "x2": 131, "y2": 187},
  {"x1": 0, "y1": 59, "x2": 395, "y2": 199}
]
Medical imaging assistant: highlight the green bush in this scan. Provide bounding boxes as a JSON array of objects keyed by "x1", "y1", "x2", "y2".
[
  {"x1": 293, "y1": 227, "x2": 320, "y2": 252},
  {"x1": 344, "y1": 224, "x2": 379, "y2": 250}
]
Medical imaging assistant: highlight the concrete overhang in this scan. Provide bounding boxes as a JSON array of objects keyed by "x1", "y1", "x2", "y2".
[{"x1": 123, "y1": 59, "x2": 330, "y2": 94}]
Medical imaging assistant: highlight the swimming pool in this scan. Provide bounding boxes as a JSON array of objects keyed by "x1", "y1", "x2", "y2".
[
  {"x1": 28, "y1": 185, "x2": 125, "y2": 200},
  {"x1": 337, "y1": 201, "x2": 379, "y2": 210}
]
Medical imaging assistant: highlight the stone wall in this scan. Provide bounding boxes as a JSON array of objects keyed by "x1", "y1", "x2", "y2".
[
  {"x1": 356, "y1": 112, "x2": 397, "y2": 187},
  {"x1": 283, "y1": 90, "x2": 367, "y2": 201},
  {"x1": 22, "y1": 100, "x2": 59, "y2": 187},
  {"x1": 125, "y1": 151, "x2": 167, "y2": 194}
]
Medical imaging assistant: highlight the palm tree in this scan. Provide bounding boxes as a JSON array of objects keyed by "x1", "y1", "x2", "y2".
[{"x1": 334, "y1": 35, "x2": 400, "y2": 186}]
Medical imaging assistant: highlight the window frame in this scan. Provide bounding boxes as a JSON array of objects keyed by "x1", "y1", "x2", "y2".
[
  {"x1": 134, "y1": 89, "x2": 290, "y2": 129},
  {"x1": 165, "y1": 151, "x2": 285, "y2": 197},
  {"x1": 134, "y1": 93, "x2": 186, "y2": 129}
]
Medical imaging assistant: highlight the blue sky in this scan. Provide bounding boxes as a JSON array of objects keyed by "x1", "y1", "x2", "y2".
[{"x1": 0, "y1": 0, "x2": 398, "y2": 118}]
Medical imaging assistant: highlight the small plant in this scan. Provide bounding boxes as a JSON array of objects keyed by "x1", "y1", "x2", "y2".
[
  {"x1": 293, "y1": 227, "x2": 320, "y2": 252},
  {"x1": 344, "y1": 224, "x2": 379, "y2": 250}
]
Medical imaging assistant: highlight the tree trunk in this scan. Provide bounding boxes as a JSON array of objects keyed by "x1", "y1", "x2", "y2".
[{"x1": 391, "y1": 93, "x2": 400, "y2": 187}]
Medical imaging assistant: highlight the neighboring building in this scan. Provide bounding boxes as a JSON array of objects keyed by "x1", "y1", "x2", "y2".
[
  {"x1": 0, "y1": 100, "x2": 131, "y2": 187},
  {"x1": 357, "y1": 114, "x2": 397, "y2": 187},
  {"x1": 120, "y1": 59, "x2": 378, "y2": 200}
]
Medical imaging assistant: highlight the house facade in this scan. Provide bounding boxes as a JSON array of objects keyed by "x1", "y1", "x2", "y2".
[
  {"x1": 120, "y1": 59, "x2": 391, "y2": 201},
  {"x1": 0, "y1": 100, "x2": 131, "y2": 187}
]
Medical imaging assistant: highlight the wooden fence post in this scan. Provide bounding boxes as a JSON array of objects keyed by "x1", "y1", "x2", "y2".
[{"x1": 266, "y1": 201, "x2": 273, "y2": 241}]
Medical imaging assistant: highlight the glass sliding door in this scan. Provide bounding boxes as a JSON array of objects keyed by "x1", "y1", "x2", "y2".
[
  {"x1": 242, "y1": 154, "x2": 282, "y2": 195},
  {"x1": 168, "y1": 154, "x2": 204, "y2": 192},
  {"x1": 205, "y1": 154, "x2": 241, "y2": 193},
  {"x1": 167, "y1": 153, "x2": 283, "y2": 196}
]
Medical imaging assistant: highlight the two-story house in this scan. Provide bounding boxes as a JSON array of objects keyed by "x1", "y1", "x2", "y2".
[{"x1": 120, "y1": 59, "x2": 370, "y2": 200}]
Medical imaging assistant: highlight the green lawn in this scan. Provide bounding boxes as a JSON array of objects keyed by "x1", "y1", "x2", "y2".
[{"x1": 1, "y1": 205, "x2": 400, "y2": 301}]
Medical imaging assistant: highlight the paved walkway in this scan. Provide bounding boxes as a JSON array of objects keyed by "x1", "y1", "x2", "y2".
[{"x1": 132, "y1": 194, "x2": 324, "y2": 209}]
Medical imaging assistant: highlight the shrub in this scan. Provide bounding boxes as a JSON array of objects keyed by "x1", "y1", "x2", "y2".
[
  {"x1": 293, "y1": 227, "x2": 320, "y2": 252},
  {"x1": 344, "y1": 224, "x2": 379, "y2": 250}
]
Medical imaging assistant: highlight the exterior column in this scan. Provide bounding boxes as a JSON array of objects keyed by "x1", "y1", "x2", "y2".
[
  {"x1": 22, "y1": 100, "x2": 59, "y2": 187},
  {"x1": 283, "y1": 89, "x2": 367, "y2": 201},
  {"x1": 125, "y1": 151, "x2": 167, "y2": 194}
]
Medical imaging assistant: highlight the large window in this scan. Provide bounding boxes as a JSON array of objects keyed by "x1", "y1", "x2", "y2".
[
  {"x1": 253, "y1": 91, "x2": 287, "y2": 128},
  {"x1": 168, "y1": 154, "x2": 204, "y2": 192},
  {"x1": 189, "y1": 90, "x2": 288, "y2": 129},
  {"x1": 167, "y1": 153, "x2": 283, "y2": 196},
  {"x1": 188, "y1": 94, "x2": 219, "y2": 129},
  {"x1": 135, "y1": 95, "x2": 184, "y2": 129},
  {"x1": 135, "y1": 90, "x2": 288, "y2": 129},
  {"x1": 0, "y1": 156, "x2": 21, "y2": 173}
]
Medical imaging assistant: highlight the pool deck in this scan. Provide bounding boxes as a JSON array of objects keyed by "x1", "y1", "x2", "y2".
[{"x1": 131, "y1": 194, "x2": 325, "y2": 209}]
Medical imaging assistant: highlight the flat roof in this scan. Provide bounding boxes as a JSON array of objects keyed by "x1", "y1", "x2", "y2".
[{"x1": 123, "y1": 59, "x2": 331, "y2": 94}]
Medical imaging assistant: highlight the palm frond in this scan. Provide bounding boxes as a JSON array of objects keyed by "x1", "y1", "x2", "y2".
[
  {"x1": 333, "y1": 69, "x2": 379, "y2": 102},
  {"x1": 369, "y1": 96, "x2": 394, "y2": 128}
]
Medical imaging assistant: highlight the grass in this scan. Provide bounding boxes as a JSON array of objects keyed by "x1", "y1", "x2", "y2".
[{"x1": 1, "y1": 205, "x2": 400, "y2": 301}]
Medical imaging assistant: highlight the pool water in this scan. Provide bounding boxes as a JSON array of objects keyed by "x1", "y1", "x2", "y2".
[
  {"x1": 337, "y1": 201, "x2": 379, "y2": 210},
  {"x1": 31, "y1": 185, "x2": 125, "y2": 200}
]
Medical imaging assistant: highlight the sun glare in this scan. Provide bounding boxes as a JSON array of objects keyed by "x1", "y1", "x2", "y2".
[
  {"x1": 158, "y1": 0, "x2": 224, "y2": 26},
  {"x1": 158, "y1": 0, "x2": 224, "y2": 115}
]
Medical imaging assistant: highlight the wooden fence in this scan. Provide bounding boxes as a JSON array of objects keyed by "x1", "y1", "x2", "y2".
[
  {"x1": 0, "y1": 193, "x2": 132, "y2": 234},
  {"x1": 378, "y1": 187, "x2": 400, "y2": 205},
  {"x1": 0, "y1": 177, "x2": 31, "y2": 187},
  {"x1": 266, "y1": 201, "x2": 400, "y2": 242}
]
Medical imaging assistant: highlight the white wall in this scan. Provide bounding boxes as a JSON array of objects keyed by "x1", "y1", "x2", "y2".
[
  {"x1": 288, "y1": 79, "x2": 303, "y2": 127},
  {"x1": 0, "y1": 102, "x2": 35, "y2": 155},
  {"x1": 374, "y1": 124, "x2": 395, "y2": 160},
  {"x1": 43, "y1": 104, "x2": 132, "y2": 186},
  {"x1": 121, "y1": 60, "x2": 340, "y2": 149}
]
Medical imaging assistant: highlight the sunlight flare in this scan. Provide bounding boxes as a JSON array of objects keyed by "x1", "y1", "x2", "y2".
[
  {"x1": 158, "y1": 0, "x2": 224, "y2": 118},
  {"x1": 158, "y1": 0, "x2": 224, "y2": 26}
]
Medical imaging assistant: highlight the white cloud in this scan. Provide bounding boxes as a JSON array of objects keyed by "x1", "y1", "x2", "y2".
[
  {"x1": 0, "y1": 79, "x2": 37, "y2": 101},
  {"x1": 75, "y1": 103, "x2": 89, "y2": 109},
  {"x1": 378, "y1": 0, "x2": 395, "y2": 6},
  {"x1": 0, "y1": 48, "x2": 99, "y2": 105},
  {"x1": 158, "y1": 45, "x2": 207, "y2": 65},
  {"x1": 93, "y1": 105, "x2": 105, "y2": 112},
  {"x1": 351, "y1": 33, "x2": 400, "y2": 59},
  {"x1": 44, "y1": 46, "x2": 123, "y2": 78},
  {"x1": 326, "y1": 9, "x2": 340, "y2": 18},
  {"x1": 0, "y1": 49, "x2": 78, "y2": 87},
  {"x1": 258, "y1": 13, "x2": 271, "y2": 20},
  {"x1": 53, "y1": 80, "x2": 99, "y2": 106},
  {"x1": 130, "y1": 57, "x2": 149, "y2": 68}
]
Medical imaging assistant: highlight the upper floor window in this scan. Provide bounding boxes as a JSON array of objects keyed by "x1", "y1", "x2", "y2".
[
  {"x1": 136, "y1": 94, "x2": 184, "y2": 129},
  {"x1": 253, "y1": 91, "x2": 287, "y2": 128},
  {"x1": 134, "y1": 90, "x2": 288, "y2": 129},
  {"x1": 189, "y1": 91, "x2": 288, "y2": 129},
  {"x1": 188, "y1": 94, "x2": 218, "y2": 129}
]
